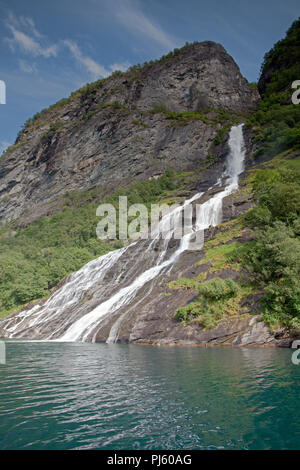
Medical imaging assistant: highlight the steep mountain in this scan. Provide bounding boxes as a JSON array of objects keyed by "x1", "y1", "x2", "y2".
[
  {"x1": 0, "y1": 41, "x2": 257, "y2": 223},
  {"x1": 0, "y1": 24, "x2": 299, "y2": 347}
]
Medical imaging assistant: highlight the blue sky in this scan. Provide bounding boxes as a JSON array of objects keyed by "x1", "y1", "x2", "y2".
[{"x1": 0, "y1": 0, "x2": 299, "y2": 152}]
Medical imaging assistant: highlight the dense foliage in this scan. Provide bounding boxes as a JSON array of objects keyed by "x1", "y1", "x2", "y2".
[
  {"x1": 247, "y1": 18, "x2": 300, "y2": 159},
  {"x1": 259, "y1": 18, "x2": 300, "y2": 96},
  {"x1": 246, "y1": 165, "x2": 300, "y2": 331},
  {"x1": 173, "y1": 277, "x2": 242, "y2": 329},
  {"x1": 243, "y1": 18, "x2": 300, "y2": 332}
]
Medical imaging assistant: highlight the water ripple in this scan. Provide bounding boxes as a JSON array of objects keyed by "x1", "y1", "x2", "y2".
[{"x1": 0, "y1": 342, "x2": 299, "y2": 450}]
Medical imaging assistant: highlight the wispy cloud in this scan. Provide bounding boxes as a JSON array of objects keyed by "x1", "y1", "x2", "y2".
[
  {"x1": 114, "y1": 0, "x2": 179, "y2": 51},
  {"x1": 5, "y1": 12, "x2": 58, "y2": 58},
  {"x1": 4, "y1": 12, "x2": 131, "y2": 82},
  {"x1": 64, "y1": 40, "x2": 131, "y2": 79},
  {"x1": 63, "y1": 39, "x2": 110, "y2": 79}
]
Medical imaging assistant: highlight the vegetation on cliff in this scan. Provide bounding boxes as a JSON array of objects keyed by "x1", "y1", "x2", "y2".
[
  {"x1": 7, "y1": 41, "x2": 203, "y2": 141},
  {"x1": 247, "y1": 18, "x2": 300, "y2": 159},
  {"x1": 245, "y1": 18, "x2": 300, "y2": 331},
  {"x1": 173, "y1": 18, "x2": 300, "y2": 333},
  {"x1": 245, "y1": 161, "x2": 300, "y2": 330},
  {"x1": 171, "y1": 277, "x2": 251, "y2": 329}
]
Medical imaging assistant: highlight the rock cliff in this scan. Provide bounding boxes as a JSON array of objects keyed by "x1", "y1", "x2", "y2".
[{"x1": 0, "y1": 41, "x2": 257, "y2": 223}]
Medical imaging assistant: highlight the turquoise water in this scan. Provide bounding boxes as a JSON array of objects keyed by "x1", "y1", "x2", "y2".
[{"x1": 0, "y1": 342, "x2": 299, "y2": 450}]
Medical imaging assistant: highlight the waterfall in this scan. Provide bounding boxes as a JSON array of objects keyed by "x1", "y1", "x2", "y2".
[
  {"x1": 224, "y1": 124, "x2": 246, "y2": 187},
  {"x1": 0, "y1": 124, "x2": 246, "y2": 342},
  {"x1": 2, "y1": 246, "x2": 130, "y2": 336},
  {"x1": 58, "y1": 194, "x2": 202, "y2": 342}
]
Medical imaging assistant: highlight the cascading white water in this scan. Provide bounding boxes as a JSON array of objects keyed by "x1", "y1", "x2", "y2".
[
  {"x1": 58, "y1": 193, "x2": 202, "y2": 342},
  {"x1": 194, "y1": 123, "x2": 246, "y2": 231},
  {"x1": 224, "y1": 124, "x2": 246, "y2": 187},
  {"x1": 0, "y1": 124, "x2": 246, "y2": 343},
  {"x1": 3, "y1": 245, "x2": 130, "y2": 336},
  {"x1": 59, "y1": 124, "x2": 246, "y2": 342}
]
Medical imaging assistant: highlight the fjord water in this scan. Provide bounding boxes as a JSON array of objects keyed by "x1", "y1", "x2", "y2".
[{"x1": 0, "y1": 342, "x2": 299, "y2": 450}]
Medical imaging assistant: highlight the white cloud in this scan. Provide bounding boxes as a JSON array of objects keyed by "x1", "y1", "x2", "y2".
[
  {"x1": 64, "y1": 40, "x2": 131, "y2": 79},
  {"x1": 5, "y1": 13, "x2": 58, "y2": 58},
  {"x1": 64, "y1": 39, "x2": 110, "y2": 79},
  {"x1": 14, "y1": 15, "x2": 42, "y2": 39},
  {"x1": 114, "y1": 0, "x2": 178, "y2": 51},
  {"x1": 4, "y1": 12, "x2": 131, "y2": 84}
]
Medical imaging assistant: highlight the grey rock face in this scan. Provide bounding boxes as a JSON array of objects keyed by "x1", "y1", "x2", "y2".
[{"x1": 0, "y1": 41, "x2": 258, "y2": 223}]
